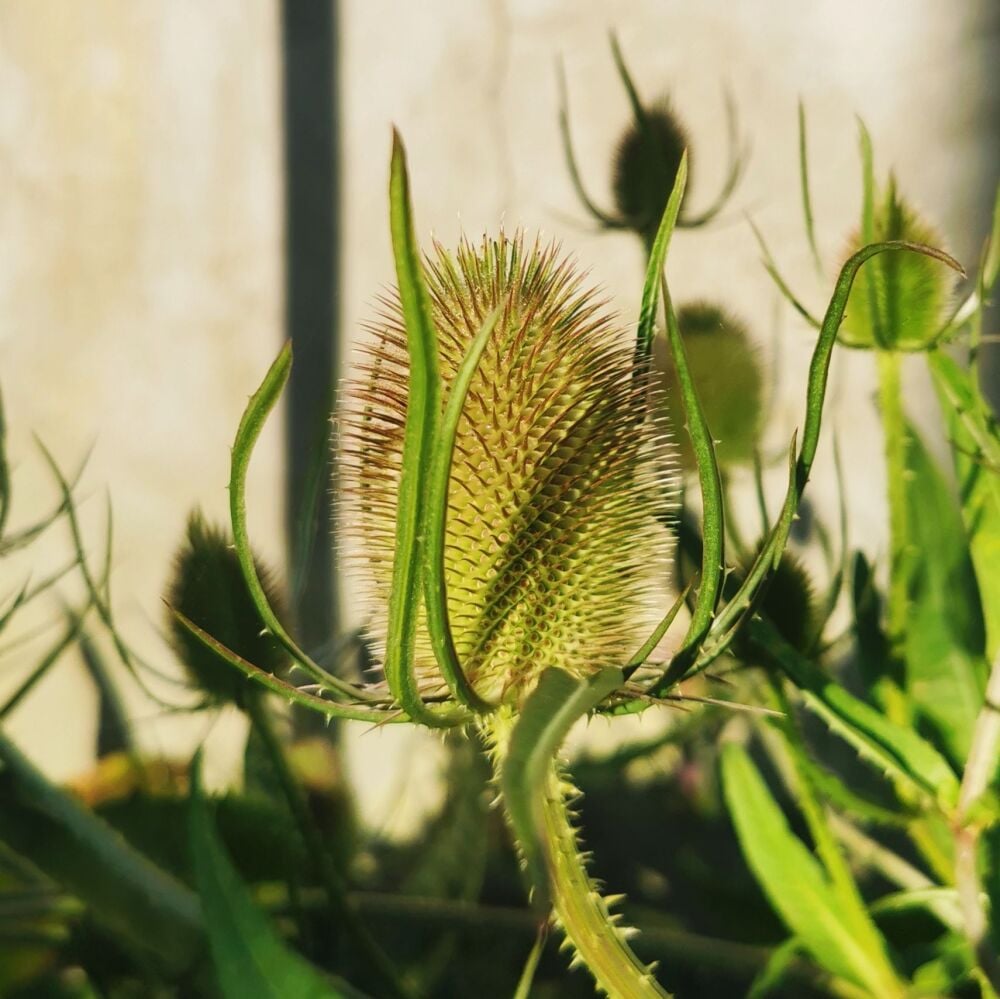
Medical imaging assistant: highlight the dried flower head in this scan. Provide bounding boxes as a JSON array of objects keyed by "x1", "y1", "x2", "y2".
[
  {"x1": 612, "y1": 102, "x2": 689, "y2": 249},
  {"x1": 339, "y1": 232, "x2": 675, "y2": 705}
]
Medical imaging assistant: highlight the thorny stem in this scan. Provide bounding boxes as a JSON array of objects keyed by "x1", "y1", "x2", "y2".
[
  {"x1": 955, "y1": 650, "x2": 1000, "y2": 992},
  {"x1": 488, "y1": 709, "x2": 668, "y2": 997},
  {"x1": 538, "y1": 765, "x2": 670, "y2": 998}
]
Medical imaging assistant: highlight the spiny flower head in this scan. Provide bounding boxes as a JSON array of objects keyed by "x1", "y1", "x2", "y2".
[
  {"x1": 612, "y1": 102, "x2": 689, "y2": 249},
  {"x1": 340, "y1": 232, "x2": 675, "y2": 706},
  {"x1": 166, "y1": 511, "x2": 288, "y2": 709},
  {"x1": 654, "y1": 302, "x2": 762, "y2": 470},
  {"x1": 840, "y1": 175, "x2": 955, "y2": 351}
]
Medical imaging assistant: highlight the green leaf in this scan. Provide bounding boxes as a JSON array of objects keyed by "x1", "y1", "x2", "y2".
[
  {"x1": 749, "y1": 616, "x2": 960, "y2": 808},
  {"x1": 851, "y1": 551, "x2": 902, "y2": 704},
  {"x1": 0, "y1": 731, "x2": 204, "y2": 977},
  {"x1": 902, "y1": 424, "x2": 987, "y2": 762},
  {"x1": 721, "y1": 743, "x2": 904, "y2": 996},
  {"x1": 500, "y1": 667, "x2": 622, "y2": 909},
  {"x1": 188, "y1": 757, "x2": 361, "y2": 999},
  {"x1": 386, "y1": 131, "x2": 470, "y2": 729}
]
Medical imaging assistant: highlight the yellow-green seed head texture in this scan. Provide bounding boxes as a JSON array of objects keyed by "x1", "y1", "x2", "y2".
[{"x1": 340, "y1": 232, "x2": 676, "y2": 705}]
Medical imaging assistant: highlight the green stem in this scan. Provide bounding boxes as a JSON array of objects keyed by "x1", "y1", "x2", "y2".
[
  {"x1": 876, "y1": 350, "x2": 909, "y2": 660},
  {"x1": 246, "y1": 699, "x2": 409, "y2": 999},
  {"x1": 539, "y1": 764, "x2": 669, "y2": 998},
  {"x1": 955, "y1": 650, "x2": 1000, "y2": 992}
]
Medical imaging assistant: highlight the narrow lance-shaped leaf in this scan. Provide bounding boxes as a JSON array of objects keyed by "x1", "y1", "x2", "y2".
[
  {"x1": 901, "y1": 423, "x2": 987, "y2": 763},
  {"x1": 930, "y1": 350, "x2": 1000, "y2": 661},
  {"x1": 188, "y1": 756, "x2": 361, "y2": 999},
  {"x1": 748, "y1": 615, "x2": 960, "y2": 809},
  {"x1": 0, "y1": 731, "x2": 204, "y2": 977},
  {"x1": 721, "y1": 743, "x2": 905, "y2": 997}
]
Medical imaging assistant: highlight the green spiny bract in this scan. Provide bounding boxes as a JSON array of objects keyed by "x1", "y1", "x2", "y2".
[
  {"x1": 612, "y1": 102, "x2": 689, "y2": 250},
  {"x1": 166, "y1": 511, "x2": 288, "y2": 709},
  {"x1": 839, "y1": 175, "x2": 955, "y2": 351},
  {"x1": 340, "y1": 232, "x2": 675, "y2": 706},
  {"x1": 654, "y1": 302, "x2": 763, "y2": 470}
]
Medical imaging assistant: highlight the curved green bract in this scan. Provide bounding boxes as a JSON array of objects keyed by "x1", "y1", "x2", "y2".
[
  {"x1": 387, "y1": 132, "x2": 473, "y2": 729},
  {"x1": 660, "y1": 284, "x2": 724, "y2": 670},
  {"x1": 798, "y1": 100, "x2": 822, "y2": 274},
  {"x1": 622, "y1": 583, "x2": 691, "y2": 680},
  {"x1": 229, "y1": 344, "x2": 378, "y2": 705},
  {"x1": 171, "y1": 608, "x2": 406, "y2": 725},
  {"x1": 609, "y1": 31, "x2": 648, "y2": 132},
  {"x1": 423, "y1": 307, "x2": 501, "y2": 714},
  {"x1": 650, "y1": 239, "x2": 963, "y2": 692},
  {"x1": 635, "y1": 153, "x2": 688, "y2": 364}
]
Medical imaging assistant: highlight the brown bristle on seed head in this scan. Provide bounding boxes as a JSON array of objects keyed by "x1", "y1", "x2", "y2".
[{"x1": 338, "y1": 231, "x2": 676, "y2": 705}]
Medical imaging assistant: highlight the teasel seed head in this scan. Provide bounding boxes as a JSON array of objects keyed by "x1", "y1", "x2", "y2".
[
  {"x1": 339, "y1": 232, "x2": 676, "y2": 706},
  {"x1": 654, "y1": 302, "x2": 763, "y2": 471},
  {"x1": 839, "y1": 175, "x2": 955, "y2": 351},
  {"x1": 166, "y1": 511, "x2": 288, "y2": 709},
  {"x1": 747, "y1": 547, "x2": 819, "y2": 656},
  {"x1": 612, "y1": 102, "x2": 689, "y2": 249}
]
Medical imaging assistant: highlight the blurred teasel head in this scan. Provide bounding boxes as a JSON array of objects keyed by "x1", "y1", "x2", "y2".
[
  {"x1": 612, "y1": 101, "x2": 690, "y2": 250},
  {"x1": 654, "y1": 302, "x2": 763, "y2": 471},
  {"x1": 559, "y1": 33, "x2": 744, "y2": 250},
  {"x1": 840, "y1": 175, "x2": 957, "y2": 351},
  {"x1": 166, "y1": 511, "x2": 289, "y2": 709},
  {"x1": 339, "y1": 231, "x2": 677, "y2": 707}
]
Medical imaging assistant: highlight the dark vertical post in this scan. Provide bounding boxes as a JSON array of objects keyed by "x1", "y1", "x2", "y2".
[{"x1": 280, "y1": 0, "x2": 339, "y2": 659}]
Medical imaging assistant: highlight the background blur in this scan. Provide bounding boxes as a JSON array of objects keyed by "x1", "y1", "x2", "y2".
[{"x1": 1, "y1": 0, "x2": 998, "y2": 831}]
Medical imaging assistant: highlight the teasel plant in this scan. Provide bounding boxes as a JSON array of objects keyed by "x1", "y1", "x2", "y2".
[
  {"x1": 171, "y1": 128, "x2": 963, "y2": 997},
  {"x1": 557, "y1": 32, "x2": 748, "y2": 254}
]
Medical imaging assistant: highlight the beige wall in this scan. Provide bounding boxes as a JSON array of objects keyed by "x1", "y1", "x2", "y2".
[{"x1": 1, "y1": 1, "x2": 996, "y2": 823}]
